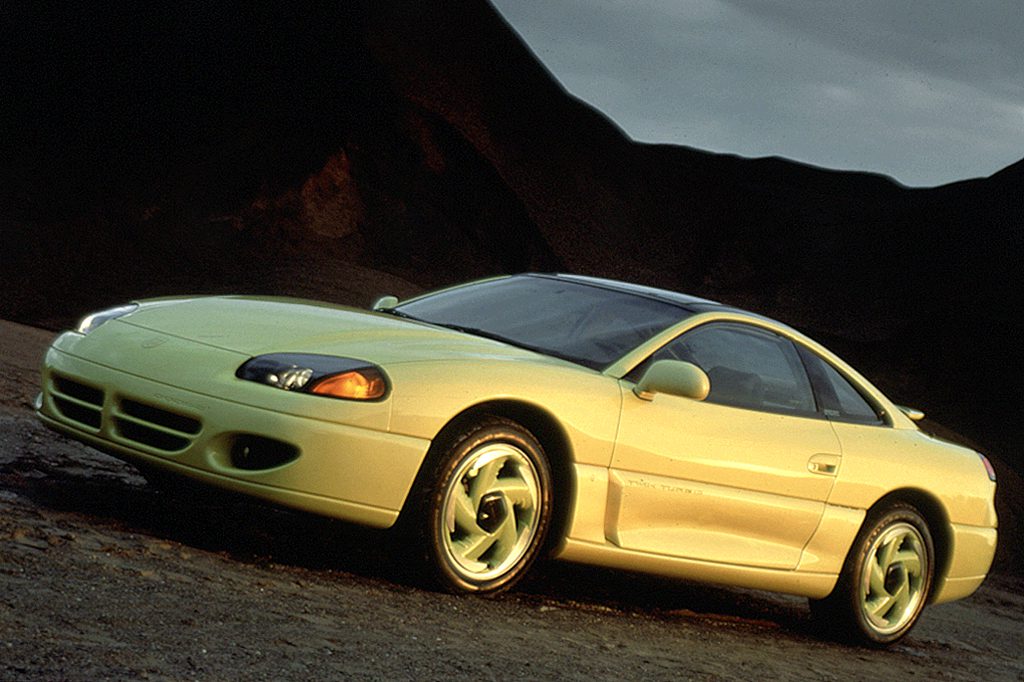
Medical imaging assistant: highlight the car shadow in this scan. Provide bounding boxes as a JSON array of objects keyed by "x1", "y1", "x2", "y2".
[
  {"x1": 11, "y1": 448, "x2": 821, "y2": 641},
  {"x1": 520, "y1": 559, "x2": 816, "y2": 637}
]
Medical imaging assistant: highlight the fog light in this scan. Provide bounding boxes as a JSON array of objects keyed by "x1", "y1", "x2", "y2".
[{"x1": 230, "y1": 435, "x2": 300, "y2": 471}]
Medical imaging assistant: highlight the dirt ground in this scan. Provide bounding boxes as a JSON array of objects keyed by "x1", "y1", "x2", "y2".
[{"x1": 2, "y1": 320, "x2": 1022, "y2": 681}]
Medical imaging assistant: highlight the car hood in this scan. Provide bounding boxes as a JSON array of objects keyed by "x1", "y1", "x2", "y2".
[{"x1": 117, "y1": 296, "x2": 562, "y2": 365}]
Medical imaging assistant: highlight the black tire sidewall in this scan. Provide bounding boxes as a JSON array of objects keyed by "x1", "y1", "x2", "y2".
[
  {"x1": 423, "y1": 418, "x2": 553, "y2": 594},
  {"x1": 840, "y1": 504, "x2": 935, "y2": 645}
]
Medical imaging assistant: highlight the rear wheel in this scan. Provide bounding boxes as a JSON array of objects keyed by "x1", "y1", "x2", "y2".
[
  {"x1": 415, "y1": 417, "x2": 552, "y2": 594},
  {"x1": 811, "y1": 504, "x2": 934, "y2": 645}
]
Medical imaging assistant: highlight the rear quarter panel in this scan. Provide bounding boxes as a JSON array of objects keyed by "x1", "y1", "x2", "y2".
[
  {"x1": 828, "y1": 423, "x2": 996, "y2": 528},
  {"x1": 827, "y1": 421, "x2": 997, "y2": 600}
]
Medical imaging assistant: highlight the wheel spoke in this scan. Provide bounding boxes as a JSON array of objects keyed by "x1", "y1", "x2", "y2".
[
  {"x1": 866, "y1": 592, "x2": 895, "y2": 618},
  {"x1": 451, "y1": 486, "x2": 479, "y2": 534},
  {"x1": 877, "y1": 534, "x2": 901, "y2": 570},
  {"x1": 453, "y1": 530, "x2": 497, "y2": 562},
  {"x1": 490, "y1": 512, "x2": 521, "y2": 562},
  {"x1": 469, "y1": 458, "x2": 503, "y2": 505},
  {"x1": 492, "y1": 477, "x2": 534, "y2": 509},
  {"x1": 893, "y1": 548, "x2": 921, "y2": 576},
  {"x1": 869, "y1": 559, "x2": 887, "y2": 595},
  {"x1": 891, "y1": 577, "x2": 911, "y2": 615}
]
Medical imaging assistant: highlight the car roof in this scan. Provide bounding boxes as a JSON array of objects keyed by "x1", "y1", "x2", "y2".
[{"x1": 529, "y1": 273, "x2": 743, "y2": 315}]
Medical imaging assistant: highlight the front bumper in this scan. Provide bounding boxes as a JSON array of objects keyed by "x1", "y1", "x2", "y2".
[{"x1": 39, "y1": 346, "x2": 431, "y2": 528}]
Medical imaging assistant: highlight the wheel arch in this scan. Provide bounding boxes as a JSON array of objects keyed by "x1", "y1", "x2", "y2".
[
  {"x1": 866, "y1": 488, "x2": 953, "y2": 601},
  {"x1": 400, "y1": 399, "x2": 577, "y2": 552}
]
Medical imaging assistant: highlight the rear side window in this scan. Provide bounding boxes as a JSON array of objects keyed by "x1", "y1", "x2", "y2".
[
  {"x1": 646, "y1": 323, "x2": 817, "y2": 416},
  {"x1": 798, "y1": 348, "x2": 883, "y2": 425}
]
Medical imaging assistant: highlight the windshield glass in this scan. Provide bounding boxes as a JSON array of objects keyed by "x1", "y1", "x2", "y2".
[{"x1": 393, "y1": 275, "x2": 691, "y2": 369}]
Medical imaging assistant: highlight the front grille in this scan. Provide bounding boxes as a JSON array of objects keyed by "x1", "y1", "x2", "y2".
[
  {"x1": 53, "y1": 376, "x2": 103, "y2": 405},
  {"x1": 50, "y1": 376, "x2": 103, "y2": 429},
  {"x1": 48, "y1": 373, "x2": 203, "y2": 454},
  {"x1": 114, "y1": 419, "x2": 191, "y2": 452},
  {"x1": 120, "y1": 399, "x2": 201, "y2": 435},
  {"x1": 113, "y1": 398, "x2": 201, "y2": 453}
]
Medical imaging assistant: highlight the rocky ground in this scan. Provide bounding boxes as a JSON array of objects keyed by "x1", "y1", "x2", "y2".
[{"x1": 2, "y1": 320, "x2": 1022, "y2": 681}]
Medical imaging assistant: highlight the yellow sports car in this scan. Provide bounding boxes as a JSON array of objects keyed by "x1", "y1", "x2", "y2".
[{"x1": 36, "y1": 273, "x2": 996, "y2": 644}]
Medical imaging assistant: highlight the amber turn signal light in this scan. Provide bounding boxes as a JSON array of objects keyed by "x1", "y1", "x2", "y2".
[{"x1": 310, "y1": 369, "x2": 387, "y2": 400}]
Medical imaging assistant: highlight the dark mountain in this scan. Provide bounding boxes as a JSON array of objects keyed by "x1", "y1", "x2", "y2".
[{"x1": 1, "y1": 0, "x2": 1020, "y2": 569}]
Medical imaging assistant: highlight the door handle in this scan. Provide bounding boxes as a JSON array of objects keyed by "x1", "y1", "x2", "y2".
[{"x1": 808, "y1": 453, "x2": 841, "y2": 476}]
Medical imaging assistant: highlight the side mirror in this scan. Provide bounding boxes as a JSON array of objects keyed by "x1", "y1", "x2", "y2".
[
  {"x1": 633, "y1": 360, "x2": 710, "y2": 402},
  {"x1": 372, "y1": 295, "x2": 399, "y2": 311}
]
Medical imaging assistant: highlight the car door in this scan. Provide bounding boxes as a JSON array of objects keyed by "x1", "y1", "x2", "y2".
[{"x1": 608, "y1": 322, "x2": 842, "y2": 570}]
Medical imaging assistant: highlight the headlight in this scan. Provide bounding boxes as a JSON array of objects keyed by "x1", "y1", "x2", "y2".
[
  {"x1": 236, "y1": 353, "x2": 388, "y2": 401},
  {"x1": 75, "y1": 304, "x2": 139, "y2": 334}
]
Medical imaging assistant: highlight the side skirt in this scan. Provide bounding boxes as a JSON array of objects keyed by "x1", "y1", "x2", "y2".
[{"x1": 554, "y1": 537, "x2": 839, "y2": 599}]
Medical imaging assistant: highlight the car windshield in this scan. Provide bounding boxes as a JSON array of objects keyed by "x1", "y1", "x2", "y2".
[{"x1": 392, "y1": 275, "x2": 691, "y2": 370}]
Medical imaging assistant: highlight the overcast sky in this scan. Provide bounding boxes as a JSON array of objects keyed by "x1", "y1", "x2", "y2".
[{"x1": 490, "y1": 0, "x2": 1023, "y2": 187}]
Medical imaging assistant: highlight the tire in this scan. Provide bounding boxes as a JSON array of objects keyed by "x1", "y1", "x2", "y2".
[
  {"x1": 414, "y1": 417, "x2": 553, "y2": 594},
  {"x1": 810, "y1": 503, "x2": 934, "y2": 646}
]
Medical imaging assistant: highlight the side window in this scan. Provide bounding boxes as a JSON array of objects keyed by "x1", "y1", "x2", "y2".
[
  {"x1": 647, "y1": 323, "x2": 817, "y2": 416},
  {"x1": 798, "y1": 347, "x2": 883, "y2": 425}
]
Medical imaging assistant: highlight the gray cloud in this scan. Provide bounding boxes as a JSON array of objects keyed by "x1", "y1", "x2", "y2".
[{"x1": 491, "y1": 0, "x2": 1024, "y2": 186}]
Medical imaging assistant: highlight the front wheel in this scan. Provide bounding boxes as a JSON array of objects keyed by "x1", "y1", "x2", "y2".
[
  {"x1": 811, "y1": 504, "x2": 934, "y2": 645},
  {"x1": 417, "y1": 418, "x2": 553, "y2": 594}
]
